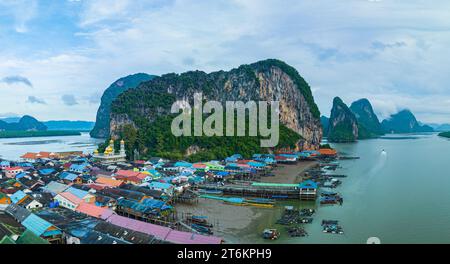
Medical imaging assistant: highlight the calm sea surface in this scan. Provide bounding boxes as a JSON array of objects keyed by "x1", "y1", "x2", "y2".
[
  {"x1": 0, "y1": 133, "x2": 103, "y2": 161},
  {"x1": 242, "y1": 133, "x2": 450, "y2": 244}
]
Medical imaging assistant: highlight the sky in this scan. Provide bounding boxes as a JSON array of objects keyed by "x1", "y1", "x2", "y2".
[{"x1": 0, "y1": 0, "x2": 449, "y2": 123}]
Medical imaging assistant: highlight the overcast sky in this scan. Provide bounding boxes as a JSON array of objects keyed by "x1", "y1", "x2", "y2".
[{"x1": 0, "y1": 0, "x2": 449, "y2": 123}]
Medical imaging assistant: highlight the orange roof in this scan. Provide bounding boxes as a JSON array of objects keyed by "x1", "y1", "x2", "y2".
[
  {"x1": 319, "y1": 148, "x2": 337, "y2": 156},
  {"x1": 21, "y1": 152, "x2": 38, "y2": 159},
  {"x1": 96, "y1": 176, "x2": 124, "y2": 187}
]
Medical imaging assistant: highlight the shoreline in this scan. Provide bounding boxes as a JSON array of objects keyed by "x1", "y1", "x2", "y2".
[{"x1": 175, "y1": 160, "x2": 318, "y2": 243}]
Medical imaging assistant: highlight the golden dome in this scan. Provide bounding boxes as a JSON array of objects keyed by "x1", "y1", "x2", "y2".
[
  {"x1": 109, "y1": 139, "x2": 114, "y2": 144},
  {"x1": 120, "y1": 139, "x2": 125, "y2": 144},
  {"x1": 94, "y1": 149, "x2": 99, "y2": 154}
]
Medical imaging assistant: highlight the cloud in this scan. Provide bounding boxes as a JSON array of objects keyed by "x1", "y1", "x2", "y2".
[
  {"x1": 0, "y1": 0, "x2": 38, "y2": 33},
  {"x1": 86, "y1": 92, "x2": 102, "y2": 104},
  {"x1": 1, "y1": 0, "x2": 450, "y2": 123},
  {"x1": 27, "y1": 96, "x2": 46, "y2": 104},
  {"x1": 61, "y1": 94, "x2": 78, "y2": 106},
  {"x1": 1, "y1": 75, "x2": 33, "y2": 87}
]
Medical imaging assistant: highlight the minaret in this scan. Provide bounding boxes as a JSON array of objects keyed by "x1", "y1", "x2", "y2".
[
  {"x1": 120, "y1": 139, "x2": 126, "y2": 156},
  {"x1": 109, "y1": 139, "x2": 115, "y2": 154}
]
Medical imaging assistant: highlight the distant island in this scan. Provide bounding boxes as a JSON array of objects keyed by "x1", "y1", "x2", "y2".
[
  {"x1": 0, "y1": 115, "x2": 93, "y2": 139},
  {"x1": 0, "y1": 130, "x2": 81, "y2": 138},
  {"x1": 438, "y1": 131, "x2": 450, "y2": 138}
]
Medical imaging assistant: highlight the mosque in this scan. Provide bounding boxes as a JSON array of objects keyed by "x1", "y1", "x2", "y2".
[{"x1": 92, "y1": 139, "x2": 127, "y2": 163}]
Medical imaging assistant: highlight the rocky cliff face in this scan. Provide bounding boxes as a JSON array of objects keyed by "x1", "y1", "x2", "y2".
[
  {"x1": 90, "y1": 73, "x2": 155, "y2": 138},
  {"x1": 109, "y1": 59, "x2": 322, "y2": 155},
  {"x1": 350, "y1": 98, "x2": 384, "y2": 138},
  {"x1": 327, "y1": 97, "x2": 358, "y2": 142},
  {"x1": 381, "y1": 110, "x2": 434, "y2": 133}
]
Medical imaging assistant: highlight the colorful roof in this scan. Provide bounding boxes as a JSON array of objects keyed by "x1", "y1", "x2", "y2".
[
  {"x1": 57, "y1": 192, "x2": 82, "y2": 205},
  {"x1": 10, "y1": 190, "x2": 28, "y2": 204},
  {"x1": 15, "y1": 229, "x2": 49, "y2": 244},
  {"x1": 66, "y1": 187, "x2": 89, "y2": 199},
  {"x1": 106, "y1": 214, "x2": 222, "y2": 244},
  {"x1": 5, "y1": 166, "x2": 22, "y2": 171},
  {"x1": 76, "y1": 202, "x2": 114, "y2": 219},
  {"x1": 60, "y1": 172, "x2": 78, "y2": 181},
  {"x1": 96, "y1": 177, "x2": 123, "y2": 187},
  {"x1": 21, "y1": 214, "x2": 56, "y2": 237},
  {"x1": 42, "y1": 181, "x2": 69, "y2": 195}
]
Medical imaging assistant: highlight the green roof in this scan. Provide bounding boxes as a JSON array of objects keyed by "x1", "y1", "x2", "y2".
[
  {"x1": 0, "y1": 236, "x2": 16, "y2": 244},
  {"x1": 251, "y1": 182, "x2": 299, "y2": 188},
  {"x1": 16, "y1": 229, "x2": 49, "y2": 244}
]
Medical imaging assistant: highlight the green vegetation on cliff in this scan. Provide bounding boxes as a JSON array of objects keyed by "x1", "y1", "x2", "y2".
[
  {"x1": 106, "y1": 59, "x2": 320, "y2": 161},
  {"x1": 438, "y1": 131, "x2": 450, "y2": 138},
  {"x1": 90, "y1": 73, "x2": 155, "y2": 138},
  {"x1": 327, "y1": 97, "x2": 358, "y2": 142}
]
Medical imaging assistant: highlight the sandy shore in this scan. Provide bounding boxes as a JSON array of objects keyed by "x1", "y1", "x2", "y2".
[
  {"x1": 175, "y1": 160, "x2": 318, "y2": 243},
  {"x1": 261, "y1": 160, "x2": 318, "y2": 184}
]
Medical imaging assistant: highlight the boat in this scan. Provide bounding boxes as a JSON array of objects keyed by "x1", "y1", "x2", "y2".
[
  {"x1": 286, "y1": 227, "x2": 308, "y2": 237},
  {"x1": 299, "y1": 208, "x2": 315, "y2": 217},
  {"x1": 298, "y1": 217, "x2": 313, "y2": 224},
  {"x1": 322, "y1": 224, "x2": 344, "y2": 234},
  {"x1": 244, "y1": 198, "x2": 275, "y2": 205},
  {"x1": 321, "y1": 220, "x2": 339, "y2": 226},
  {"x1": 191, "y1": 223, "x2": 213, "y2": 235},
  {"x1": 198, "y1": 189, "x2": 223, "y2": 195},
  {"x1": 262, "y1": 229, "x2": 280, "y2": 240}
]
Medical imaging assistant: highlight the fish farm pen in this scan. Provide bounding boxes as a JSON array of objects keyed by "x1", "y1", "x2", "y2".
[{"x1": 196, "y1": 182, "x2": 317, "y2": 200}]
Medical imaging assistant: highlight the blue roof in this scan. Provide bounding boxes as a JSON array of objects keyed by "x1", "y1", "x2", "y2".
[
  {"x1": 248, "y1": 161, "x2": 266, "y2": 167},
  {"x1": 141, "y1": 198, "x2": 172, "y2": 210},
  {"x1": 11, "y1": 190, "x2": 27, "y2": 204},
  {"x1": 70, "y1": 163, "x2": 88, "y2": 171},
  {"x1": 148, "y1": 182, "x2": 173, "y2": 190},
  {"x1": 21, "y1": 214, "x2": 56, "y2": 237},
  {"x1": 66, "y1": 187, "x2": 89, "y2": 199},
  {"x1": 174, "y1": 161, "x2": 193, "y2": 168},
  {"x1": 0, "y1": 161, "x2": 10, "y2": 166},
  {"x1": 39, "y1": 168, "x2": 55, "y2": 175},
  {"x1": 60, "y1": 172, "x2": 78, "y2": 181},
  {"x1": 299, "y1": 180, "x2": 318, "y2": 189},
  {"x1": 15, "y1": 172, "x2": 27, "y2": 179}
]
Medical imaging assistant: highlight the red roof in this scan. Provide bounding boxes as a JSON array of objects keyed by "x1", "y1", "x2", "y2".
[{"x1": 5, "y1": 167, "x2": 23, "y2": 171}]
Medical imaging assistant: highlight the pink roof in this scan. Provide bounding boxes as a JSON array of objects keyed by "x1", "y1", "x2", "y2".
[
  {"x1": 58, "y1": 192, "x2": 82, "y2": 205},
  {"x1": 76, "y1": 202, "x2": 114, "y2": 219},
  {"x1": 107, "y1": 214, "x2": 171, "y2": 240},
  {"x1": 106, "y1": 214, "x2": 222, "y2": 244},
  {"x1": 116, "y1": 170, "x2": 139, "y2": 177}
]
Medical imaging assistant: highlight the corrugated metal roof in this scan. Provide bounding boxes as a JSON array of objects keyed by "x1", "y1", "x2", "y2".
[{"x1": 21, "y1": 214, "x2": 55, "y2": 236}]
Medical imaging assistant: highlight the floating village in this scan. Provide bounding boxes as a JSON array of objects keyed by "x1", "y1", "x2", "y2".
[{"x1": 0, "y1": 138, "x2": 354, "y2": 244}]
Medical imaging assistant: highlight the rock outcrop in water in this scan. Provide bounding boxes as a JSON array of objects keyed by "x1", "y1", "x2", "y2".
[
  {"x1": 326, "y1": 97, "x2": 358, "y2": 142},
  {"x1": 90, "y1": 73, "x2": 155, "y2": 138},
  {"x1": 108, "y1": 59, "x2": 322, "y2": 160},
  {"x1": 350, "y1": 98, "x2": 384, "y2": 138},
  {"x1": 381, "y1": 110, "x2": 434, "y2": 133}
]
